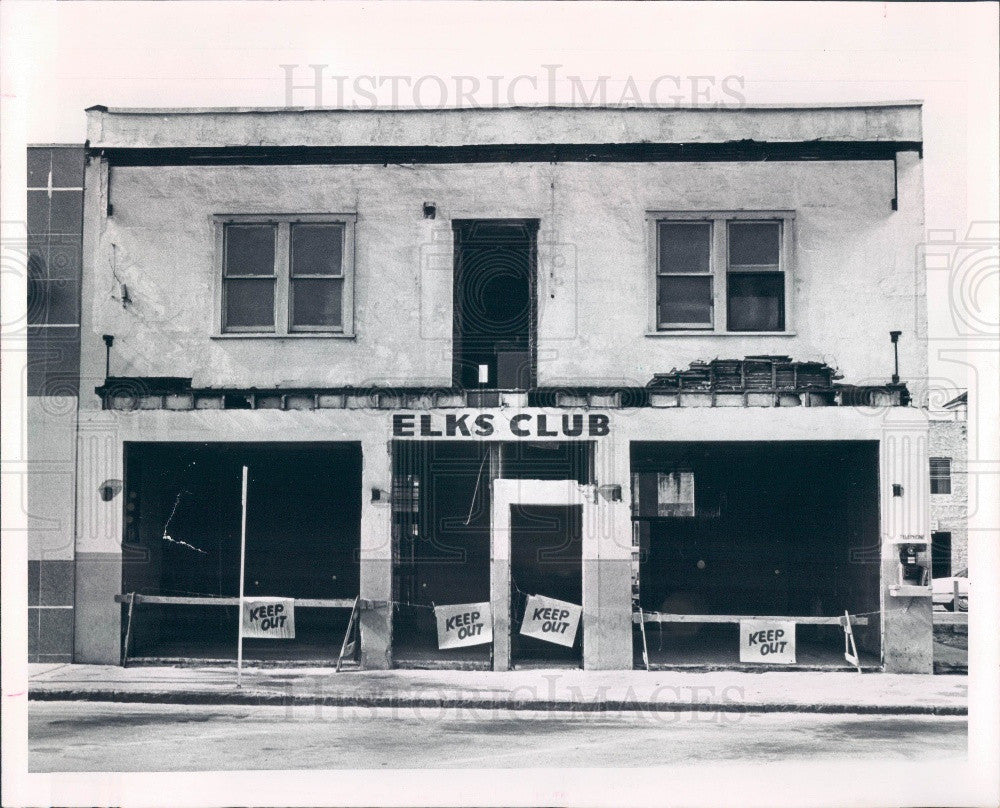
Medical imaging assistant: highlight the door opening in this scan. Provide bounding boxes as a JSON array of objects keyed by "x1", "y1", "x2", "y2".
[
  {"x1": 452, "y1": 219, "x2": 537, "y2": 390},
  {"x1": 509, "y1": 504, "x2": 583, "y2": 668},
  {"x1": 931, "y1": 532, "x2": 952, "y2": 578}
]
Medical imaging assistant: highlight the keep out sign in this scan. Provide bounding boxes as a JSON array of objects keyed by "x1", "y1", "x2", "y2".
[
  {"x1": 435, "y1": 602, "x2": 493, "y2": 649},
  {"x1": 739, "y1": 620, "x2": 796, "y2": 664},
  {"x1": 241, "y1": 597, "x2": 295, "y2": 639},
  {"x1": 519, "y1": 595, "x2": 582, "y2": 648}
]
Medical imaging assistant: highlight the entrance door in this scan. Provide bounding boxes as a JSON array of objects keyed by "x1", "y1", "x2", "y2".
[
  {"x1": 452, "y1": 220, "x2": 537, "y2": 390},
  {"x1": 491, "y1": 480, "x2": 596, "y2": 670}
]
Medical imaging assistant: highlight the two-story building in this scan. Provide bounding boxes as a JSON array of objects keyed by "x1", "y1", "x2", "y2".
[{"x1": 71, "y1": 102, "x2": 934, "y2": 673}]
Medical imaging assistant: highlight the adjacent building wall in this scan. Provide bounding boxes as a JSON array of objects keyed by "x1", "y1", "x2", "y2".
[
  {"x1": 27, "y1": 146, "x2": 83, "y2": 662},
  {"x1": 930, "y1": 409, "x2": 969, "y2": 573}
]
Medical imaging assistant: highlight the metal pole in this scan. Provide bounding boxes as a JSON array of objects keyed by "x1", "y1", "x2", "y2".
[
  {"x1": 237, "y1": 465, "x2": 248, "y2": 687},
  {"x1": 121, "y1": 592, "x2": 136, "y2": 668}
]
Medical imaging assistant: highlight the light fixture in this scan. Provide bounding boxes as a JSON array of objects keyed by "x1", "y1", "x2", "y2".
[
  {"x1": 890, "y1": 330, "x2": 901, "y2": 384},
  {"x1": 99, "y1": 479, "x2": 123, "y2": 502},
  {"x1": 597, "y1": 484, "x2": 622, "y2": 502}
]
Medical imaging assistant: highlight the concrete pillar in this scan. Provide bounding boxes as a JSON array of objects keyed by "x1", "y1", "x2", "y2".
[
  {"x1": 73, "y1": 416, "x2": 123, "y2": 664},
  {"x1": 359, "y1": 434, "x2": 392, "y2": 669},
  {"x1": 28, "y1": 398, "x2": 79, "y2": 663},
  {"x1": 880, "y1": 413, "x2": 934, "y2": 673},
  {"x1": 585, "y1": 432, "x2": 633, "y2": 670}
]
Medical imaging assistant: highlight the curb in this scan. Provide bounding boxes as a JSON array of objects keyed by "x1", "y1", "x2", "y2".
[{"x1": 28, "y1": 690, "x2": 968, "y2": 716}]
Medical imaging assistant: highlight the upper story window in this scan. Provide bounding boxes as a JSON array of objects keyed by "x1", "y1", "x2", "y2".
[
  {"x1": 217, "y1": 214, "x2": 355, "y2": 336},
  {"x1": 651, "y1": 212, "x2": 793, "y2": 334},
  {"x1": 930, "y1": 457, "x2": 952, "y2": 495}
]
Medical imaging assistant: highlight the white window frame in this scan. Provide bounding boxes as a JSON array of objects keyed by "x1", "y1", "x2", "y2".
[
  {"x1": 213, "y1": 213, "x2": 356, "y2": 338},
  {"x1": 647, "y1": 210, "x2": 795, "y2": 336}
]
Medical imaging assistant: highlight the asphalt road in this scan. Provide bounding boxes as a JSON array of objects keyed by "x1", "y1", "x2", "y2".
[{"x1": 29, "y1": 701, "x2": 967, "y2": 772}]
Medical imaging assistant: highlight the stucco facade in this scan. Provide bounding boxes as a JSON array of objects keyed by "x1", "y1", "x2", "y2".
[{"x1": 72, "y1": 104, "x2": 934, "y2": 673}]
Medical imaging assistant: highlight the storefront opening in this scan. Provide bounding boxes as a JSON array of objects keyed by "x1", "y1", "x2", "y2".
[
  {"x1": 631, "y1": 441, "x2": 880, "y2": 669},
  {"x1": 122, "y1": 442, "x2": 362, "y2": 662},
  {"x1": 391, "y1": 440, "x2": 591, "y2": 668}
]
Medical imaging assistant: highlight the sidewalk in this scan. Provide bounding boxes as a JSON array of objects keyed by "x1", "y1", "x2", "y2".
[{"x1": 27, "y1": 663, "x2": 967, "y2": 715}]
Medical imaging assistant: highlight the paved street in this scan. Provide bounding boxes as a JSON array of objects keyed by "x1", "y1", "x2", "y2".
[{"x1": 29, "y1": 701, "x2": 967, "y2": 772}]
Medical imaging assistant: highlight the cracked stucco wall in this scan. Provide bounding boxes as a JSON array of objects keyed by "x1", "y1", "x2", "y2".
[{"x1": 79, "y1": 153, "x2": 925, "y2": 405}]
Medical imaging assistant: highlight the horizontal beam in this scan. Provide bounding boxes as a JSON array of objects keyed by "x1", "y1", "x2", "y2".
[
  {"x1": 635, "y1": 612, "x2": 869, "y2": 626},
  {"x1": 114, "y1": 594, "x2": 359, "y2": 609},
  {"x1": 932, "y1": 611, "x2": 968, "y2": 625},
  {"x1": 92, "y1": 140, "x2": 922, "y2": 168}
]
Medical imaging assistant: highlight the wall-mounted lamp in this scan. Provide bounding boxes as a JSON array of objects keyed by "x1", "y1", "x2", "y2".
[
  {"x1": 889, "y1": 331, "x2": 902, "y2": 385},
  {"x1": 371, "y1": 487, "x2": 390, "y2": 503},
  {"x1": 892, "y1": 484, "x2": 904, "y2": 497},
  {"x1": 423, "y1": 201, "x2": 436, "y2": 220},
  {"x1": 597, "y1": 484, "x2": 623, "y2": 502},
  {"x1": 99, "y1": 479, "x2": 123, "y2": 502},
  {"x1": 102, "y1": 334, "x2": 114, "y2": 379}
]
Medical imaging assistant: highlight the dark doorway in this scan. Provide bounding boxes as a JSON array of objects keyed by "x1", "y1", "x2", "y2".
[
  {"x1": 391, "y1": 441, "x2": 493, "y2": 667},
  {"x1": 452, "y1": 219, "x2": 537, "y2": 390},
  {"x1": 932, "y1": 532, "x2": 952, "y2": 578},
  {"x1": 510, "y1": 504, "x2": 583, "y2": 667}
]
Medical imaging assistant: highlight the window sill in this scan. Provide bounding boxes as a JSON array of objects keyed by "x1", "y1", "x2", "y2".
[
  {"x1": 646, "y1": 330, "x2": 796, "y2": 337},
  {"x1": 212, "y1": 332, "x2": 356, "y2": 340}
]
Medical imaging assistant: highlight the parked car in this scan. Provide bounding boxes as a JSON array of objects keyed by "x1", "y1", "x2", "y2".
[{"x1": 932, "y1": 568, "x2": 969, "y2": 611}]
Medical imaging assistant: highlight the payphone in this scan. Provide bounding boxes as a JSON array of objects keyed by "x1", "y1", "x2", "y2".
[{"x1": 888, "y1": 537, "x2": 932, "y2": 597}]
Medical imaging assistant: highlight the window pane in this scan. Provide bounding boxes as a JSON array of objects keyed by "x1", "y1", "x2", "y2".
[
  {"x1": 291, "y1": 223, "x2": 344, "y2": 276},
  {"x1": 49, "y1": 149, "x2": 85, "y2": 188},
  {"x1": 47, "y1": 235, "x2": 82, "y2": 280},
  {"x1": 292, "y1": 278, "x2": 343, "y2": 327},
  {"x1": 27, "y1": 150, "x2": 51, "y2": 187},
  {"x1": 930, "y1": 457, "x2": 951, "y2": 475},
  {"x1": 224, "y1": 278, "x2": 275, "y2": 329},
  {"x1": 657, "y1": 471, "x2": 695, "y2": 517},
  {"x1": 44, "y1": 279, "x2": 80, "y2": 324},
  {"x1": 49, "y1": 192, "x2": 83, "y2": 233},
  {"x1": 658, "y1": 222, "x2": 711, "y2": 274},
  {"x1": 727, "y1": 273, "x2": 784, "y2": 331},
  {"x1": 930, "y1": 478, "x2": 951, "y2": 495},
  {"x1": 729, "y1": 221, "x2": 781, "y2": 266},
  {"x1": 27, "y1": 251, "x2": 46, "y2": 325},
  {"x1": 658, "y1": 275, "x2": 712, "y2": 325},
  {"x1": 224, "y1": 225, "x2": 276, "y2": 276},
  {"x1": 27, "y1": 191, "x2": 49, "y2": 236},
  {"x1": 930, "y1": 458, "x2": 952, "y2": 494}
]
